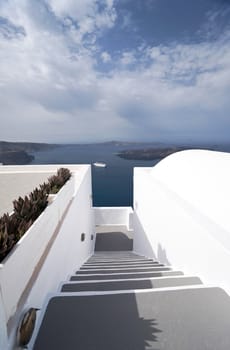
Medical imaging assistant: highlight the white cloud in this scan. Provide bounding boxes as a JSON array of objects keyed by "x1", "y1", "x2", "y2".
[
  {"x1": 48, "y1": 0, "x2": 116, "y2": 39},
  {"x1": 120, "y1": 51, "x2": 136, "y2": 65},
  {"x1": 101, "y1": 51, "x2": 111, "y2": 63},
  {"x1": 0, "y1": 1, "x2": 229, "y2": 143},
  {"x1": 48, "y1": 0, "x2": 97, "y2": 19}
]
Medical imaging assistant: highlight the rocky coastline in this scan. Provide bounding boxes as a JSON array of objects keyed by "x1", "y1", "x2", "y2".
[
  {"x1": 0, "y1": 141, "x2": 58, "y2": 165},
  {"x1": 117, "y1": 147, "x2": 187, "y2": 160}
]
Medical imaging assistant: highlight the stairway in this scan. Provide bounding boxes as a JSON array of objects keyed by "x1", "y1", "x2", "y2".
[{"x1": 32, "y1": 245, "x2": 230, "y2": 349}]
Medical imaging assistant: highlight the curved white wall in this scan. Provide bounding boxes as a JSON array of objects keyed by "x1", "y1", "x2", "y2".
[
  {"x1": 152, "y1": 150, "x2": 230, "y2": 235},
  {"x1": 133, "y1": 150, "x2": 230, "y2": 295}
]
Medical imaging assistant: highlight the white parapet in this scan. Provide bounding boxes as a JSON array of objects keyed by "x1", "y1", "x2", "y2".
[
  {"x1": 133, "y1": 150, "x2": 230, "y2": 295},
  {"x1": 25, "y1": 165, "x2": 95, "y2": 309},
  {"x1": 0, "y1": 289, "x2": 7, "y2": 350},
  {"x1": 0, "y1": 175, "x2": 74, "y2": 322},
  {"x1": 0, "y1": 164, "x2": 95, "y2": 347},
  {"x1": 94, "y1": 207, "x2": 133, "y2": 231}
]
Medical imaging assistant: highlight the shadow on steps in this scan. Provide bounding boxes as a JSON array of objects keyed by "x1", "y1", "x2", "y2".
[
  {"x1": 95, "y1": 232, "x2": 133, "y2": 251},
  {"x1": 33, "y1": 293, "x2": 161, "y2": 350}
]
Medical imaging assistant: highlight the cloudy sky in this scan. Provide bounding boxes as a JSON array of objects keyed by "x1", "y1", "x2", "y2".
[{"x1": 0, "y1": 0, "x2": 230, "y2": 143}]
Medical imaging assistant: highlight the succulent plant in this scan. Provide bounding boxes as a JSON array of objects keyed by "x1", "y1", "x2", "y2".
[
  {"x1": 0, "y1": 167, "x2": 71, "y2": 262},
  {"x1": 0, "y1": 218, "x2": 16, "y2": 261},
  {"x1": 57, "y1": 168, "x2": 71, "y2": 183},
  {"x1": 17, "y1": 219, "x2": 34, "y2": 239},
  {"x1": 39, "y1": 182, "x2": 50, "y2": 194},
  {"x1": 13, "y1": 196, "x2": 24, "y2": 215},
  {"x1": 0, "y1": 225, "x2": 8, "y2": 256},
  {"x1": 48, "y1": 168, "x2": 71, "y2": 194}
]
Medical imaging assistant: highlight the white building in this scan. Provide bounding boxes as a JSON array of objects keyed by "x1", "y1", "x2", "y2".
[{"x1": 1, "y1": 150, "x2": 230, "y2": 349}]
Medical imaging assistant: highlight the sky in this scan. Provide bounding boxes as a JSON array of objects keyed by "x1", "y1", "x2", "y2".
[{"x1": 0, "y1": 0, "x2": 230, "y2": 144}]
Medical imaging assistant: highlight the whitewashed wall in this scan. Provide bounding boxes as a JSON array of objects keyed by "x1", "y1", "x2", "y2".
[
  {"x1": 0, "y1": 164, "x2": 94, "y2": 339},
  {"x1": 94, "y1": 207, "x2": 133, "y2": 230},
  {"x1": 0, "y1": 176, "x2": 75, "y2": 324},
  {"x1": 133, "y1": 150, "x2": 230, "y2": 295},
  {"x1": 0, "y1": 291, "x2": 7, "y2": 350},
  {"x1": 26, "y1": 166, "x2": 95, "y2": 308}
]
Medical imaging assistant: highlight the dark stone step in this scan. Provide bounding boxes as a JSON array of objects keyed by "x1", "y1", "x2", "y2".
[
  {"x1": 89, "y1": 252, "x2": 147, "y2": 259},
  {"x1": 76, "y1": 267, "x2": 171, "y2": 275},
  {"x1": 33, "y1": 287, "x2": 230, "y2": 350},
  {"x1": 70, "y1": 271, "x2": 183, "y2": 281},
  {"x1": 88, "y1": 255, "x2": 147, "y2": 258},
  {"x1": 80, "y1": 263, "x2": 163, "y2": 270},
  {"x1": 88, "y1": 254, "x2": 147, "y2": 257},
  {"x1": 94, "y1": 232, "x2": 133, "y2": 251},
  {"x1": 89, "y1": 253, "x2": 146, "y2": 257},
  {"x1": 61, "y1": 276, "x2": 202, "y2": 292},
  {"x1": 83, "y1": 261, "x2": 157, "y2": 267},
  {"x1": 86, "y1": 258, "x2": 154, "y2": 264}
]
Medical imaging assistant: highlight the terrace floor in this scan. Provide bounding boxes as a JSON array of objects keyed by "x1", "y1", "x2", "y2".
[{"x1": 0, "y1": 168, "x2": 55, "y2": 216}]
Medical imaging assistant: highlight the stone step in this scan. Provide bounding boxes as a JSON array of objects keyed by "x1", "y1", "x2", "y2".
[
  {"x1": 82, "y1": 260, "x2": 159, "y2": 267},
  {"x1": 88, "y1": 252, "x2": 148, "y2": 258},
  {"x1": 92, "y1": 251, "x2": 141, "y2": 256},
  {"x1": 33, "y1": 287, "x2": 230, "y2": 350},
  {"x1": 61, "y1": 276, "x2": 203, "y2": 292},
  {"x1": 91, "y1": 253, "x2": 141, "y2": 257},
  {"x1": 86, "y1": 258, "x2": 154, "y2": 264},
  {"x1": 88, "y1": 254, "x2": 148, "y2": 258},
  {"x1": 94, "y1": 232, "x2": 133, "y2": 251},
  {"x1": 80, "y1": 263, "x2": 164, "y2": 269},
  {"x1": 76, "y1": 267, "x2": 172, "y2": 275},
  {"x1": 70, "y1": 270, "x2": 184, "y2": 281}
]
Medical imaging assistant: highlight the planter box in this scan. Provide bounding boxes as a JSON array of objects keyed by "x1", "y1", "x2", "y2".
[{"x1": 0, "y1": 176, "x2": 75, "y2": 323}]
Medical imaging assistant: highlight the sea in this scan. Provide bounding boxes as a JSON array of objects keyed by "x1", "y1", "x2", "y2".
[
  {"x1": 30, "y1": 143, "x2": 159, "y2": 207},
  {"x1": 30, "y1": 142, "x2": 230, "y2": 207}
]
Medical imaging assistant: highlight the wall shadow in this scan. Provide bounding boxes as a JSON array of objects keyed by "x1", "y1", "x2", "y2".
[
  {"x1": 95, "y1": 232, "x2": 133, "y2": 251},
  {"x1": 133, "y1": 212, "x2": 156, "y2": 259},
  {"x1": 157, "y1": 244, "x2": 171, "y2": 266},
  {"x1": 133, "y1": 212, "x2": 171, "y2": 266}
]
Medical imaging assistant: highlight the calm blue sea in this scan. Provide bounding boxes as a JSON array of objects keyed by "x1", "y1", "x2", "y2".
[{"x1": 31, "y1": 144, "x2": 159, "y2": 207}]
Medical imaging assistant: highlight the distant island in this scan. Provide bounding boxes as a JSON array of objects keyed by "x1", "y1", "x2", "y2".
[
  {"x1": 0, "y1": 150, "x2": 34, "y2": 165},
  {"x1": 0, "y1": 141, "x2": 58, "y2": 165},
  {"x1": 116, "y1": 147, "x2": 189, "y2": 160}
]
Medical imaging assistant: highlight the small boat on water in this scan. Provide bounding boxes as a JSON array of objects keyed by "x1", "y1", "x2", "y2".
[{"x1": 93, "y1": 162, "x2": 107, "y2": 168}]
